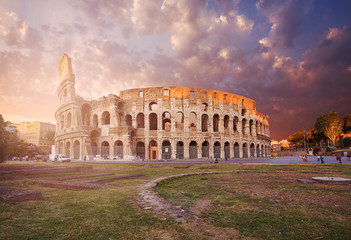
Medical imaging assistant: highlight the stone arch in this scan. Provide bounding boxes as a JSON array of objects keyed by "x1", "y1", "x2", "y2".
[
  {"x1": 149, "y1": 102, "x2": 158, "y2": 111},
  {"x1": 189, "y1": 112, "x2": 197, "y2": 129},
  {"x1": 224, "y1": 142, "x2": 230, "y2": 159},
  {"x1": 60, "y1": 142, "x2": 63, "y2": 154},
  {"x1": 65, "y1": 141, "x2": 71, "y2": 158},
  {"x1": 118, "y1": 102, "x2": 124, "y2": 110},
  {"x1": 213, "y1": 114, "x2": 219, "y2": 132},
  {"x1": 242, "y1": 118, "x2": 247, "y2": 135},
  {"x1": 233, "y1": 116, "x2": 238, "y2": 132},
  {"x1": 66, "y1": 112, "x2": 72, "y2": 128},
  {"x1": 249, "y1": 119, "x2": 254, "y2": 136},
  {"x1": 91, "y1": 142, "x2": 98, "y2": 156},
  {"x1": 243, "y1": 143, "x2": 248, "y2": 158},
  {"x1": 162, "y1": 140, "x2": 171, "y2": 159},
  {"x1": 149, "y1": 140, "x2": 158, "y2": 159},
  {"x1": 250, "y1": 143, "x2": 255, "y2": 157},
  {"x1": 74, "y1": 140, "x2": 80, "y2": 159},
  {"x1": 261, "y1": 144, "x2": 264, "y2": 157},
  {"x1": 201, "y1": 103, "x2": 208, "y2": 111},
  {"x1": 214, "y1": 141, "x2": 221, "y2": 158},
  {"x1": 242, "y1": 108, "x2": 247, "y2": 116},
  {"x1": 136, "y1": 142, "x2": 145, "y2": 159},
  {"x1": 149, "y1": 113, "x2": 158, "y2": 130},
  {"x1": 101, "y1": 141, "x2": 110, "y2": 158},
  {"x1": 114, "y1": 140, "x2": 123, "y2": 159},
  {"x1": 137, "y1": 113, "x2": 145, "y2": 128},
  {"x1": 175, "y1": 112, "x2": 184, "y2": 129},
  {"x1": 162, "y1": 112, "x2": 171, "y2": 131},
  {"x1": 224, "y1": 115, "x2": 229, "y2": 130},
  {"x1": 189, "y1": 141, "x2": 198, "y2": 159},
  {"x1": 125, "y1": 114, "x2": 132, "y2": 127},
  {"x1": 101, "y1": 111, "x2": 110, "y2": 125},
  {"x1": 93, "y1": 114, "x2": 98, "y2": 128},
  {"x1": 176, "y1": 141, "x2": 184, "y2": 159},
  {"x1": 81, "y1": 104, "x2": 91, "y2": 126},
  {"x1": 201, "y1": 114, "x2": 209, "y2": 132},
  {"x1": 256, "y1": 144, "x2": 260, "y2": 157},
  {"x1": 60, "y1": 115, "x2": 64, "y2": 130},
  {"x1": 202, "y1": 141, "x2": 209, "y2": 158},
  {"x1": 234, "y1": 142, "x2": 239, "y2": 158}
]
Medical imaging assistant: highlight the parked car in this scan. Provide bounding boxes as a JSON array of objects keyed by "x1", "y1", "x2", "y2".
[{"x1": 55, "y1": 154, "x2": 71, "y2": 163}]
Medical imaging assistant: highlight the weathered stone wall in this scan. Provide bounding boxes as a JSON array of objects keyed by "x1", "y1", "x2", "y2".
[{"x1": 55, "y1": 54, "x2": 270, "y2": 160}]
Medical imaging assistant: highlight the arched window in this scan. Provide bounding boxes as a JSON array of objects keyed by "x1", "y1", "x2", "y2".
[
  {"x1": 242, "y1": 118, "x2": 247, "y2": 135},
  {"x1": 162, "y1": 112, "x2": 171, "y2": 131},
  {"x1": 66, "y1": 112, "x2": 72, "y2": 128},
  {"x1": 202, "y1": 141, "x2": 209, "y2": 158},
  {"x1": 162, "y1": 140, "x2": 171, "y2": 159},
  {"x1": 114, "y1": 140, "x2": 123, "y2": 159},
  {"x1": 125, "y1": 114, "x2": 132, "y2": 127},
  {"x1": 249, "y1": 120, "x2": 254, "y2": 136},
  {"x1": 233, "y1": 116, "x2": 238, "y2": 132},
  {"x1": 201, "y1": 114, "x2": 208, "y2": 132},
  {"x1": 189, "y1": 112, "x2": 197, "y2": 129},
  {"x1": 214, "y1": 141, "x2": 220, "y2": 158},
  {"x1": 82, "y1": 104, "x2": 91, "y2": 126},
  {"x1": 60, "y1": 115, "x2": 64, "y2": 129},
  {"x1": 101, "y1": 111, "x2": 110, "y2": 125},
  {"x1": 149, "y1": 102, "x2": 158, "y2": 111},
  {"x1": 93, "y1": 114, "x2": 98, "y2": 128},
  {"x1": 213, "y1": 114, "x2": 219, "y2": 132},
  {"x1": 201, "y1": 103, "x2": 208, "y2": 111},
  {"x1": 136, "y1": 142, "x2": 145, "y2": 159},
  {"x1": 149, "y1": 113, "x2": 158, "y2": 130},
  {"x1": 101, "y1": 141, "x2": 110, "y2": 158},
  {"x1": 189, "y1": 141, "x2": 197, "y2": 158},
  {"x1": 175, "y1": 112, "x2": 184, "y2": 129},
  {"x1": 137, "y1": 113, "x2": 145, "y2": 128},
  {"x1": 243, "y1": 143, "x2": 248, "y2": 158},
  {"x1": 224, "y1": 115, "x2": 229, "y2": 130},
  {"x1": 234, "y1": 142, "x2": 239, "y2": 158}
]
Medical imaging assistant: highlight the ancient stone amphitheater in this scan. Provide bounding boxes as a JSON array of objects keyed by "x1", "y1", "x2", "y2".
[{"x1": 55, "y1": 54, "x2": 270, "y2": 160}]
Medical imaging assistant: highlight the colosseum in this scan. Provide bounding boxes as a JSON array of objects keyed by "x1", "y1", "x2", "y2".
[{"x1": 55, "y1": 54, "x2": 270, "y2": 160}]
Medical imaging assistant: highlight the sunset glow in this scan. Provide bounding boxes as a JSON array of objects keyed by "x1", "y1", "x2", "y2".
[{"x1": 0, "y1": 0, "x2": 350, "y2": 140}]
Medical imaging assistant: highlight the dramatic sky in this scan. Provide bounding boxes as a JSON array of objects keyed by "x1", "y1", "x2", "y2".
[{"x1": 0, "y1": 0, "x2": 350, "y2": 140}]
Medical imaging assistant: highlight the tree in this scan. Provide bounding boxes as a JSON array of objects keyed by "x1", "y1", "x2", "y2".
[
  {"x1": 0, "y1": 114, "x2": 10, "y2": 162},
  {"x1": 287, "y1": 131, "x2": 304, "y2": 147},
  {"x1": 312, "y1": 112, "x2": 343, "y2": 146},
  {"x1": 324, "y1": 119, "x2": 342, "y2": 145}
]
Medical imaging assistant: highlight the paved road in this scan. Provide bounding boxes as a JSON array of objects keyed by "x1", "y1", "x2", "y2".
[{"x1": 72, "y1": 156, "x2": 351, "y2": 164}]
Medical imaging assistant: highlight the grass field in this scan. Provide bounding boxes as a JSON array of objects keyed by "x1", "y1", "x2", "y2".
[{"x1": 1, "y1": 162, "x2": 351, "y2": 239}]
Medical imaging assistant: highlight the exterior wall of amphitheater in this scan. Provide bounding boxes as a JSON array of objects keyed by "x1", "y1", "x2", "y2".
[{"x1": 55, "y1": 54, "x2": 270, "y2": 160}]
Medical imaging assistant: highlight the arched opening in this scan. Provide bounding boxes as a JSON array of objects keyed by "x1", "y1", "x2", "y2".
[
  {"x1": 149, "y1": 140, "x2": 158, "y2": 159},
  {"x1": 256, "y1": 144, "x2": 260, "y2": 157},
  {"x1": 214, "y1": 141, "x2": 220, "y2": 159},
  {"x1": 189, "y1": 141, "x2": 198, "y2": 159},
  {"x1": 74, "y1": 140, "x2": 80, "y2": 159},
  {"x1": 265, "y1": 145, "x2": 267, "y2": 157},
  {"x1": 249, "y1": 120, "x2": 254, "y2": 136},
  {"x1": 176, "y1": 141, "x2": 184, "y2": 159},
  {"x1": 136, "y1": 142, "x2": 145, "y2": 159},
  {"x1": 162, "y1": 140, "x2": 171, "y2": 159},
  {"x1": 175, "y1": 112, "x2": 184, "y2": 129},
  {"x1": 261, "y1": 144, "x2": 264, "y2": 157},
  {"x1": 260, "y1": 123, "x2": 263, "y2": 134},
  {"x1": 189, "y1": 112, "x2": 197, "y2": 129},
  {"x1": 149, "y1": 113, "x2": 158, "y2": 130},
  {"x1": 60, "y1": 142, "x2": 63, "y2": 154},
  {"x1": 202, "y1": 141, "x2": 209, "y2": 158},
  {"x1": 65, "y1": 141, "x2": 71, "y2": 158},
  {"x1": 256, "y1": 122, "x2": 259, "y2": 135},
  {"x1": 243, "y1": 143, "x2": 248, "y2": 158},
  {"x1": 93, "y1": 114, "x2": 98, "y2": 128},
  {"x1": 213, "y1": 114, "x2": 219, "y2": 132},
  {"x1": 101, "y1": 111, "x2": 110, "y2": 125},
  {"x1": 201, "y1": 114, "x2": 208, "y2": 132},
  {"x1": 242, "y1": 118, "x2": 247, "y2": 135},
  {"x1": 82, "y1": 104, "x2": 91, "y2": 126},
  {"x1": 234, "y1": 142, "x2": 239, "y2": 158},
  {"x1": 101, "y1": 141, "x2": 110, "y2": 158},
  {"x1": 91, "y1": 142, "x2": 98, "y2": 156},
  {"x1": 118, "y1": 102, "x2": 124, "y2": 110},
  {"x1": 250, "y1": 143, "x2": 255, "y2": 157},
  {"x1": 201, "y1": 103, "x2": 208, "y2": 111},
  {"x1": 114, "y1": 140, "x2": 123, "y2": 159},
  {"x1": 125, "y1": 114, "x2": 132, "y2": 127},
  {"x1": 149, "y1": 102, "x2": 158, "y2": 111},
  {"x1": 224, "y1": 115, "x2": 229, "y2": 130},
  {"x1": 60, "y1": 115, "x2": 64, "y2": 129},
  {"x1": 66, "y1": 112, "x2": 72, "y2": 128},
  {"x1": 242, "y1": 109, "x2": 247, "y2": 116},
  {"x1": 137, "y1": 113, "x2": 145, "y2": 128},
  {"x1": 162, "y1": 112, "x2": 171, "y2": 131},
  {"x1": 233, "y1": 116, "x2": 238, "y2": 132},
  {"x1": 224, "y1": 142, "x2": 230, "y2": 159}
]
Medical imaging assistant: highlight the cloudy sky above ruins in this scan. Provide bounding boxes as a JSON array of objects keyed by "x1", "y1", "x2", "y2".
[{"x1": 1, "y1": 0, "x2": 350, "y2": 140}]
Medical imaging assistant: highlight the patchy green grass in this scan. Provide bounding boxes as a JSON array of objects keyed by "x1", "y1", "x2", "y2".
[{"x1": 1, "y1": 162, "x2": 351, "y2": 239}]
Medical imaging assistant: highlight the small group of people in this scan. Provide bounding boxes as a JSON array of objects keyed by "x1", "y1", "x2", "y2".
[{"x1": 300, "y1": 155, "x2": 308, "y2": 162}]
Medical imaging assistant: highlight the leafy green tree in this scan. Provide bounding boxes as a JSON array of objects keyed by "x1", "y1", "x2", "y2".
[{"x1": 0, "y1": 114, "x2": 10, "y2": 162}]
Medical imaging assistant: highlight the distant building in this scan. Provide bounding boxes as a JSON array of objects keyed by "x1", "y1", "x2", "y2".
[{"x1": 16, "y1": 121, "x2": 56, "y2": 152}]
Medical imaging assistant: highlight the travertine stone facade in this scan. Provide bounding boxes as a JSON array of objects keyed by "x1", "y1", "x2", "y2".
[{"x1": 55, "y1": 54, "x2": 270, "y2": 160}]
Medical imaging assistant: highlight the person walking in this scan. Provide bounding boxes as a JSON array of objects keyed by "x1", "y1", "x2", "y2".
[{"x1": 320, "y1": 155, "x2": 324, "y2": 164}]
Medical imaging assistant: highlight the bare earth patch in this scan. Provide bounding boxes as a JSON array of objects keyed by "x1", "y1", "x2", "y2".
[{"x1": 0, "y1": 187, "x2": 42, "y2": 202}]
